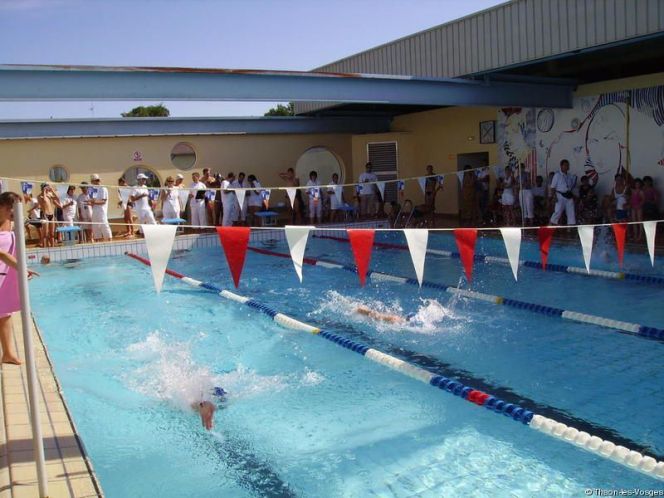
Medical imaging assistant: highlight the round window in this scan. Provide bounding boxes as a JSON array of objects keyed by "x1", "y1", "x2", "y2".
[
  {"x1": 170, "y1": 142, "x2": 197, "y2": 170},
  {"x1": 122, "y1": 166, "x2": 161, "y2": 188},
  {"x1": 295, "y1": 147, "x2": 344, "y2": 185},
  {"x1": 48, "y1": 165, "x2": 69, "y2": 183}
]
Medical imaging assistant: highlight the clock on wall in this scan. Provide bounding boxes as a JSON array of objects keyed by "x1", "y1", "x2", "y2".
[{"x1": 479, "y1": 120, "x2": 496, "y2": 144}]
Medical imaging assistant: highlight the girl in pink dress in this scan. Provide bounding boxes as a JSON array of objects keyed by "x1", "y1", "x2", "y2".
[{"x1": 0, "y1": 192, "x2": 38, "y2": 365}]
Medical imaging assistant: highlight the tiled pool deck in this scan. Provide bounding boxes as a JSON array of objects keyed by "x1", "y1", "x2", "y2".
[{"x1": 2, "y1": 223, "x2": 387, "y2": 497}]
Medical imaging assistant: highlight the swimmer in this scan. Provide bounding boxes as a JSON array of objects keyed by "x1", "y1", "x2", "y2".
[
  {"x1": 192, "y1": 387, "x2": 226, "y2": 431},
  {"x1": 355, "y1": 305, "x2": 413, "y2": 325}
]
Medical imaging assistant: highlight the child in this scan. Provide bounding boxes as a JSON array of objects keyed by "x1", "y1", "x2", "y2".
[
  {"x1": 306, "y1": 170, "x2": 322, "y2": 225},
  {"x1": 0, "y1": 192, "x2": 39, "y2": 364},
  {"x1": 630, "y1": 178, "x2": 645, "y2": 242}
]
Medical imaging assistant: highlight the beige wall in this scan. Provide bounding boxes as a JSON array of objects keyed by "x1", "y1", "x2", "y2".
[
  {"x1": 352, "y1": 107, "x2": 499, "y2": 214},
  {"x1": 0, "y1": 133, "x2": 352, "y2": 218}
]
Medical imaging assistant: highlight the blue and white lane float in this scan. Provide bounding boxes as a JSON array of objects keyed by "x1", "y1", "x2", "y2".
[
  {"x1": 126, "y1": 252, "x2": 664, "y2": 481},
  {"x1": 314, "y1": 234, "x2": 664, "y2": 285},
  {"x1": 246, "y1": 246, "x2": 664, "y2": 342}
]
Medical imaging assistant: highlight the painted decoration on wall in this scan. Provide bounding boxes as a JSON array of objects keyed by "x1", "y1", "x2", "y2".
[
  {"x1": 497, "y1": 84, "x2": 664, "y2": 205},
  {"x1": 479, "y1": 120, "x2": 496, "y2": 144},
  {"x1": 132, "y1": 151, "x2": 143, "y2": 162}
]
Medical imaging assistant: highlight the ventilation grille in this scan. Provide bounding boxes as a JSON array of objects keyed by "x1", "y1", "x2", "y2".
[{"x1": 367, "y1": 141, "x2": 398, "y2": 203}]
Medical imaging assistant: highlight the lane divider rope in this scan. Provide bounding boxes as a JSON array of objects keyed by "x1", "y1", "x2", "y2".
[
  {"x1": 246, "y1": 247, "x2": 664, "y2": 342},
  {"x1": 125, "y1": 251, "x2": 664, "y2": 481},
  {"x1": 314, "y1": 234, "x2": 664, "y2": 285}
]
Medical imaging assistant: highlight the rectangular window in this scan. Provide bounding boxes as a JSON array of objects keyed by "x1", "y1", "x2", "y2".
[{"x1": 367, "y1": 141, "x2": 398, "y2": 202}]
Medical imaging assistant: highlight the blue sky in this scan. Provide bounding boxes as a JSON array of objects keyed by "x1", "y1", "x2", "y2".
[{"x1": 0, "y1": 0, "x2": 504, "y2": 119}]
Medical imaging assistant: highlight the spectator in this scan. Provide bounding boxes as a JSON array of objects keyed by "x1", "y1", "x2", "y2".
[
  {"x1": 517, "y1": 163, "x2": 534, "y2": 226},
  {"x1": 577, "y1": 175, "x2": 599, "y2": 224},
  {"x1": 24, "y1": 192, "x2": 43, "y2": 246},
  {"x1": 118, "y1": 177, "x2": 134, "y2": 238},
  {"x1": 88, "y1": 174, "x2": 112, "y2": 241},
  {"x1": 61, "y1": 186, "x2": 77, "y2": 227},
  {"x1": 630, "y1": 178, "x2": 645, "y2": 242},
  {"x1": 358, "y1": 162, "x2": 377, "y2": 219},
  {"x1": 326, "y1": 173, "x2": 342, "y2": 223},
  {"x1": 549, "y1": 159, "x2": 577, "y2": 226},
  {"x1": 607, "y1": 173, "x2": 629, "y2": 223},
  {"x1": 532, "y1": 175, "x2": 546, "y2": 224},
  {"x1": 221, "y1": 172, "x2": 237, "y2": 227},
  {"x1": 38, "y1": 183, "x2": 61, "y2": 247},
  {"x1": 501, "y1": 166, "x2": 516, "y2": 226},
  {"x1": 306, "y1": 170, "x2": 322, "y2": 225},
  {"x1": 246, "y1": 174, "x2": 263, "y2": 226},
  {"x1": 160, "y1": 176, "x2": 181, "y2": 220},
  {"x1": 476, "y1": 166, "x2": 490, "y2": 224},
  {"x1": 130, "y1": 173, "x2": 157, "y2": 230},
  {"x1": 642, "y1": 175, "x2": 660, "y2": 221},
  {"x1": 233, "y1": 172, "x2": 248, "y2": 225},
  {"x1": 279, "y1": 168, "x2": 303, "y2": 224},
  {"x1": 77, "y1": 183, "x2": 93, "y2": 243},
  {"x1": 188, "y1": 172, "x2": 208, "y2": 230}
]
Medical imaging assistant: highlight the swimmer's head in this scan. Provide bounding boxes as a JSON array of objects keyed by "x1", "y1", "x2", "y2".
[{"x1": 40, "y1": 255, "x2": 50, "y2": 265}]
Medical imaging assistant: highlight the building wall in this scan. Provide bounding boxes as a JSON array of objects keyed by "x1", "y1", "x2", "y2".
[
  {"x1": 0, "y1": 133, "x2": 352, "y2": 218},
  {"x1": 498, "y1": 72, "x2": 664, "y2": 207},
  {"x1": 351, "y1": 107, "x2": 499, "y2": 214}
]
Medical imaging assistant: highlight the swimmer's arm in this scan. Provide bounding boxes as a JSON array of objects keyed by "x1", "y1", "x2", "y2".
[{"x1": 191, "y1": 400, "x2": 216, "y2": 431}]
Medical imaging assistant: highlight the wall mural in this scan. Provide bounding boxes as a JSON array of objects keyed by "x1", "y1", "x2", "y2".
[{"x1": 498, "y1": 84, "x2": 664, "y2": 204}]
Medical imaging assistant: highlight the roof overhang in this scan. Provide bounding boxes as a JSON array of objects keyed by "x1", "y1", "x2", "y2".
[
  {"x1": 0, "y1": 64, "x2": 574, "y2": 108},
  {"x1": 0, "y1": 116, "x2": 392, "y2": 140}
]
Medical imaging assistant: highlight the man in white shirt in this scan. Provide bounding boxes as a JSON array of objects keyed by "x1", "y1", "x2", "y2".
[
  {"x1": 77, "y1": 183, "x2": 93, "y2": 243},
  {"x1": 61, "y1": 186, "x2": 77, "y2": 226},
  {"x1": 231, "y1": 172, "x2": 248, "y2": 224},
  {"x1": 221, "y1": 172, "x2": 237, "y2": 227},
  {"x1": 306, "y1": 170, "x2": 322, "y2": 224},
  {"x1": 88, "y1": 174, "x2": 112, "y2": 241},
  {"x1": 130, "y1": 173, "x2": 157, "y2": 229},
  {"x1": 188, "y1": 172, "x2": 208, "y2": 229},
  {"x1": 358, "y1": 162, "x2": 378, "y2": 219},
  {"x1": 549, "y1": 159, "x2": 577, "y2": 225}
]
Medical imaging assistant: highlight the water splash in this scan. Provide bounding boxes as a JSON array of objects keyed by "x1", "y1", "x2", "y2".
[{"x1": 125, "y1": 332, "x2": 288, "y2": 412}]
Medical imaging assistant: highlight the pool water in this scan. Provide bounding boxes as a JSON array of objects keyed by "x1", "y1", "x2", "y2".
[{"x1": 30, "y1": 232, "x2": 664, "y2": 497}]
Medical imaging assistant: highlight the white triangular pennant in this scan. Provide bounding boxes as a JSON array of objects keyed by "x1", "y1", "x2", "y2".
[
  {"x1": 376, "y1": 181, "x2": 385, "y2": 200},
  {"x1": 178, "y1": 189, "x2": 190, "y2": 211},
  {"x1": 456, "y1": 171, "x2": 465, "y2": 185},
  {"x1": 643, "y1": 221, "x2": 657, "y2": 267},
  {"x1": 235, "y1": 189, "x2": 246, "y2": 212},
  {"x1": 142, "y1": 224, "x2": 177, "y2": 293},
  {"x1": 56, "y1": 184, "x2": 69, "y2": 200},
  {"x1": 403, "y1": 229, "x2": 428, "y2": 287},
  {"x1": 438, "y1": 175, "x2": 445, "y2": 186},
  {"x1": 499, "y1": 227, "x2": 522, "y2": 281},
  {"x1": 333, "y1": 185, "x2": 343, "y2": 202},
  {"x1": 493, "y1": 165, "x2": 504, "y2": 178},
  {"x1": 417, "y1": 177, "x2": 427, "y2": 194},
  {"x1": 119, "y1": 187, "x2": 132, "y2": 210},
  {"x1": 577, "y1": 226, "x2": 594, "y2": 273},
  {"x1": 285, "y1": 225, "x2": 314, "y2": 283},
  {"x1": 286, "y1": 188, "x2": 297, "y2": 209}
]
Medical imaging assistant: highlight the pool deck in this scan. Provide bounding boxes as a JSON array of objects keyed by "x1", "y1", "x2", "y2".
[{"x1": 0, "y1": 313, "x2": 103, "y2": 498}]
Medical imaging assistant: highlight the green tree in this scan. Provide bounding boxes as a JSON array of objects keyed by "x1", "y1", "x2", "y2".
[
  {"x1": 122, "y1": 104, "x2": 170, "y2": 117},
  {"x1": 264, "y1": 102, "x2": 295, "y2": 116}
]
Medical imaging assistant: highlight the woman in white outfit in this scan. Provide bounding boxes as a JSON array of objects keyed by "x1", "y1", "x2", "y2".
[
  {"x1": 189, "y1": 172, "x2": 208, "y2": 229},
  {"x1": 61, "y1": 186, "x2": 77, "y2": 226},
  {"x1": 517, "y1": 163, "x2": 535, "y2": 225},
  {"x1": 246, "y1": 174, "x2": 263, "y2": 226},
  {"x1": 306, "y1": 170, "x2": 322, "y2": 224},
  {"x1": 326, "y1": 173, "x2": 342, "y2": 223},
  {"x1": 160, "y1": 176, "x2": 181, "y2": 220},
  {"x1": 501, "y1": 166, "x2": 516, "y2": 226}
]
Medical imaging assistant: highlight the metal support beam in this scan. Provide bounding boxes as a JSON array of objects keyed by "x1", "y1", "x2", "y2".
[
  {"x1": 0, "y1": 64, "x2": 574, "y2": 108},
  {"x1": 0, "y1": 116, "x2": 392, "y2": 140}
]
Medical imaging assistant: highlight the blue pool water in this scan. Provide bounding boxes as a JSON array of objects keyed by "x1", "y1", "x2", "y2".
[{"x1": 30, "y1": 232, "x2": 664, "y2": 497}]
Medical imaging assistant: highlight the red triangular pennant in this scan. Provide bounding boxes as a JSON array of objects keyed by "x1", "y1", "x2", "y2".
[
  {"x1": 454, "y1": 229, "x2": 478, "y2": 282},
  {"x1": 216, "y1": 227, "x2": 251, "y2": 288},
  {"x1": 347, "y1": 229, "x2": 375, "y2": 287},
  {"x1": 611, "y1": 223, "x2": 627, "y2": 269},
  {"x1": 538, "y1": 226, "x2": 554, "y2": 270}
]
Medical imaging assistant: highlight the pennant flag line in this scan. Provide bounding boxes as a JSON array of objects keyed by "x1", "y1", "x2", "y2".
[
  {"x1": 403, "y1": 229, "x2": 428, "y2": 287},
  {"x1": 142, "y1": 224, "x2": 177, "y2": 293},
  {"x1": 499, "y1": 227, "x2": 522, "y2": 281},
  {"x1": 285, "y1": 225, "x2": 314, "y2": 283},
  {"x1": 235, "y1": 189, "x2": 246, "y2": 212},
  {"x1": 417, "y1": 177, "x2": 427, "y2": 194},
  {"x1": 56, "y1": 185, "x2": 69, "y2": 200},
  {"x1": 454, "y1": 229, "x2": 478, "y2": 282},
  {"x1": 611, "y1": 223, "x2": 627, "y2": 269},
  {"x1": 119, "y1": 187, "x2": 132, "y2": 210},
  {"x1": 538, "y1": 226, "x2": 554, "y2": 270},
  {"x1": 21, "y1": 182, "x2": 33, "y2": 195},
  {"x1": 376, "y1": 181, "x2": 386, "y2": 201},
  {"x1": 216, "y1": 227, "x2": 251, "y2": 288},
  {"x1": 456, "y1": 171, "x2": 465, "y2": 185},
  {"x1": 577, "y1": 226, "x2": 594, "y2": 273},
  {"x1": 643, "y1": 221, "x2": 657, "y2": 267},
  {"x1": 347, "y1": 229, "x2": 375, "y2": 287},
  {"x1": 333, "y1": 185, "x2": 343, "y2": 203},
  {"x1": 178, "y1": 189, "x2": 190, "y2": 210},
  {"x1": 438, "y1": 175, "x2": 445, "y2": 186}
]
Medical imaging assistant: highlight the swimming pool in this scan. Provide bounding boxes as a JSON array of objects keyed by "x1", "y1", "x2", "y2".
[{"x1": 30, "y1": 231, "x2": 664, "y2": 496}]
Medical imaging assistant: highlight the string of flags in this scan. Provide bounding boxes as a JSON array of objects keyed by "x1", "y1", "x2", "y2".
[{"x1": 138, "y1": 222, "x2": 659, "y2": 294}]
